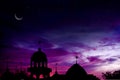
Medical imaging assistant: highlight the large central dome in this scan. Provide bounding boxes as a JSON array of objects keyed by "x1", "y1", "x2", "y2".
[
  {"x1": 66, "y1": 63, "x2": 87, "y2": 80},
  {"x1": 31, "y1": 48, "x2": 47, "y2": 62}
]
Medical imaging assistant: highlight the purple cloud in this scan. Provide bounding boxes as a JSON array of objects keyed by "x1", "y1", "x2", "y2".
[
  {"x1": 106, "y1": 58, "x2": 117, "y2": 62},
  {"x1": 44, "y1": 48, "x2": 69, "y2": 57},
  {"x1": 87, "y1": 56, "x2": 102, "y2": 62}
]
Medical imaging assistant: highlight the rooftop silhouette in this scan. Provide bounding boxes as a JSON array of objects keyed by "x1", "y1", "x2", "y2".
[{"x1": 0, "y1": 47, "x2": 100, "y2": 80}]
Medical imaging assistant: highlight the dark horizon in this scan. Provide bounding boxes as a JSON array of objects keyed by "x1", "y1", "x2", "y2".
[{"x1": 0, "y1": 47, "x2": 101, "y2": 80}]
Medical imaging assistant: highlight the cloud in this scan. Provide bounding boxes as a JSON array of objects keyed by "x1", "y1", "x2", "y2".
[
  {"x1": 61, "y1": 42, "x2": 96, "y2": 52},
  {"x1": 87, "y1": 56, "x2": 102, "y2": 62},
  {"x1": 45, "y1": 48, "x2": 69, "y2": 57},
  {"x1": 106, "y1": 58, "x2": 117, "y2": 62}
]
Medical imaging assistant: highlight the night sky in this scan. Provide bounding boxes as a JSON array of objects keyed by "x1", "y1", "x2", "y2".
[{"x1": 1, "y1": 0, "x2": 120, "y2": 79}]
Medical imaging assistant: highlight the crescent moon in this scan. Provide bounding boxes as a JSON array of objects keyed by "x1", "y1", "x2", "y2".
[{"x1": 14, "y1": 13, "x2": 23, "y2": 21}]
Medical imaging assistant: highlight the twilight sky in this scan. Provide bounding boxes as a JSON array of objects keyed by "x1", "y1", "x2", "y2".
[{"x1": 1, "y1": 0, "x2": 120, "y2": 79}]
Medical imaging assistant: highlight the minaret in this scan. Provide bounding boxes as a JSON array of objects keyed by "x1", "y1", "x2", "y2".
[{"x1": 28, "y1": 41, "x2": 52, "y2": 79}]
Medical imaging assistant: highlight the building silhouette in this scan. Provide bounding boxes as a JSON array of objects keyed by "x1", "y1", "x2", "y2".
[
  {"x1": 28, "y1": 48, "x2": 52, "y2": 80},
  {"x1": 0, "y1": 47, "x2": 100, "y2": 80},
  {"x1": 14, "y1": 70, "x2": 28, "y2": 80},
  {"x1": 66, "y1": 63, "x2": 88, "y2": 80},
  {"x1": 51, "y1": 63, "x2": 65, "y2": 80},
  {"x1": 1, "y1": 68, "x2": 14, "y2": 80}
]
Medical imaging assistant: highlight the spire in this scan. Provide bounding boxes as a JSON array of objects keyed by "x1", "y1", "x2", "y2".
[
  {"x1": 38, "y1": 40, "x2": 43, "y2": 52},
  {"x1": 55, "y1": 63, "x2": 58, "y2": 74},
  {"x1": 75, "y1": 56, "x2": 78, "y2": 64}
]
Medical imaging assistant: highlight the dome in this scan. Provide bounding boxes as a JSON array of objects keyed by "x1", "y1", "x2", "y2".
[
  {"x1": 31, "y1": 48, "x2": 47, "y2": 62},
  {"x1": 66, "y1": 63, "x2": 87, "y2": 80}
]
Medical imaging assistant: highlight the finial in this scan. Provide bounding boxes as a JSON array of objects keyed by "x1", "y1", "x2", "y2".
[
  {"x1": 38, "y1": 48, "x2": 41, "y2": 51},
  {"x1": 38, "y1": 40, "x2": 42, "y2": 51},
  {"x1": 75, "y1": 56, "x2": 78, "y2": 64}
]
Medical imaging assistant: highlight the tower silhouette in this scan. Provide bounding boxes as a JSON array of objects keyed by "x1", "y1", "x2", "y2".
[
  {"x1": 0, "y1": 40, "x2": 100, "y2": 80},
  {"x1": 28, "y1": 48, "x2": 52, "y2": 80}
]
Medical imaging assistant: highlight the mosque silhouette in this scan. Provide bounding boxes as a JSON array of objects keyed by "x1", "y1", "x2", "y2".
[{"x1": 0, "y1": 48, "x2": 100, "y2": 80}]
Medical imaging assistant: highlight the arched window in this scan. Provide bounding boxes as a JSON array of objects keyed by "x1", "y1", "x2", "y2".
[
  {"x1": 33, "y1": 74, "x2": 36, "y2": 79},
  {"x1": 39, "y1": 74, "x2": 44, "y2": 79}
]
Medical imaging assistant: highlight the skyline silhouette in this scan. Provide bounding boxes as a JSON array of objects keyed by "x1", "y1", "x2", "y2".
[{"x1": 0, "y1": 47, "x2": 100, "y2": 80}]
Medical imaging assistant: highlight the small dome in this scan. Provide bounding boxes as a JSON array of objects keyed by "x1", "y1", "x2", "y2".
[
  {"x1": 31, "y1": 48, "x2": 47, "y2": 62},
  {"x1": 66, "y1": 63, "x2": 87, "y2": 80}
]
